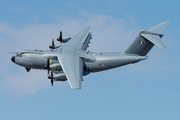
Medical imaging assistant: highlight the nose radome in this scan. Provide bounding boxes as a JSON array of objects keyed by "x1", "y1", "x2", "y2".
[{"x1": 11, "y1": 56, "x2": 15, "y2": 63}]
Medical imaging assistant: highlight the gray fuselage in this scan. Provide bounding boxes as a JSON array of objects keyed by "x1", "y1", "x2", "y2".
[{"x1": 12, "y1": 49, "x2": 147, "y2": 74}]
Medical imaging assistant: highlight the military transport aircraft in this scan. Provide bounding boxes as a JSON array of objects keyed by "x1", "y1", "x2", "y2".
[{"x1": 11, "y1": 21, "x2": 171, "y2": 89}]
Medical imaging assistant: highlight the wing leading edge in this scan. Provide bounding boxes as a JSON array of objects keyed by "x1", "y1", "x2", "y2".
[{"x1": 55, "y1": 26, "x2": 93, "y2": 89}]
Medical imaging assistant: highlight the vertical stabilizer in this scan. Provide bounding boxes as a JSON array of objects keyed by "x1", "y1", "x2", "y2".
[{"x1": 125, "y1": 21, "x2": 171, "y2": 56}]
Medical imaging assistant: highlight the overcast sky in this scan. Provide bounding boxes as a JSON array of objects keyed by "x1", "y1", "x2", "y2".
[{"x1": 0, "y1": 0, "x2": 180, "y2": 120}]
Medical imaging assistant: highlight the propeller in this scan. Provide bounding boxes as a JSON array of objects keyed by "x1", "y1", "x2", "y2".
[
  {"x1": 48, "y1": 71, "x2": 54, "y2": 86},
  {"x1": 45, "y1": 58, "x2": 54, "y2": 86},
  {"x1": 49, "y1": 38, "x2": 55, "y2": 49},
  {"x1": 57, "y1": 30, "x2": 63, "y2": 43},
  {"x1": 45, "y1": 58, "x2": 50, "y2": 75},
  {"x1": 52, "y1": 38, "x2": 54, "y2": 46}
]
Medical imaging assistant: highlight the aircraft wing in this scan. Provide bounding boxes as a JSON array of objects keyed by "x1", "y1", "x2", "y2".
[
  {"x1": 56, "y1": 52, "x2": 83, "y2": 89},
  {"x1": 64, "y1": 26, "x2": 93, "y2": 50},
  {"x1": 55, "y1": 26, "x2": 93, "y2": 89}
]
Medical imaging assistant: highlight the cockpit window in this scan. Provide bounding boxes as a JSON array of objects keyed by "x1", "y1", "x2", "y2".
[{"x1": 16, "y1": 53, "x2": 22, "y2": 57}]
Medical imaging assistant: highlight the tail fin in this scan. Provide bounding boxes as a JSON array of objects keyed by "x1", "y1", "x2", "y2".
[{"x1": 125, "y1": 21, "x2": 171, "y2": 56}]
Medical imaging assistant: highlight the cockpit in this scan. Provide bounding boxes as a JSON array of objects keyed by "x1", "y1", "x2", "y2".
[{"x1": 16, "y1": 53, "x2": 22, "y2": 57}]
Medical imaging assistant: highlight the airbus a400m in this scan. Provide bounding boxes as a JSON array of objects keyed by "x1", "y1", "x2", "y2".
[{"x1": 11, "y1": 22, "x2": 171, "y2": 89}]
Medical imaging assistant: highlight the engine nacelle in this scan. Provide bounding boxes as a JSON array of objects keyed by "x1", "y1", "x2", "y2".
[
  {"x1": 53, "y1": 73, "x2": 67, "y2": 81},
  {"x1": 62, "y1": 36, "x2": 73, "y2": 42},
  {"x1": 50, "y1": 63, "x2": 62, "y2": 71},
  {"x1": 49, "y1": 36, "x2": 73, "y2": 49}
]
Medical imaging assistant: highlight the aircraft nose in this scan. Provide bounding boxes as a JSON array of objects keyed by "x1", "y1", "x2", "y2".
[{"x1": 11, "y1": 56, "x2": 15, "y2": 63}]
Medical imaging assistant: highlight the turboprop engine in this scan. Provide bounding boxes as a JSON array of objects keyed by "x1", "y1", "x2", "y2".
[
  {"x1": 53, "y1": 73, "x2": 67, "y2": 81},
  {"x1": 57, "y1": 30, "x2": 73, "y2": 43},
  {"x1": 49, "y1": 63, "x2": 62, "y2": 71},
  {"x1": 47, "y1": 63, "x2": 65, "y2": 86},
  {"x1": 48, "y1": 72, "x2": 67, "y2": 86},
  {"x1": 49, "y1": 30, "x2": 73, "y2": 49}
]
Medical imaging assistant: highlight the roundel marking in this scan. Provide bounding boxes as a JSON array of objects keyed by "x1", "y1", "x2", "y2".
[{"x1": 139, "y1": 41, "x2": 144, "y2": 44}]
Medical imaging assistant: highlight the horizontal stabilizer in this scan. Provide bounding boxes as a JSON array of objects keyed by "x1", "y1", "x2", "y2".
[
  {"x1": 146, "y1": 21, "x2": 171, "y2": 33},
  {"x1": 141, "y1": 33, "x2": 167, "y2": 49}
]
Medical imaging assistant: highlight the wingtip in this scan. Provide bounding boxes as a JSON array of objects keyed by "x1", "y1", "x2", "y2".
[
  {"x1": 166, "y1": 21, "x2": 172, "y2": 23},
  {"x1": 162, "y1": 47, "x2": 168, "y2": 50},
  {"x1": 164, "y1": 21, "x2": 172, "y2": 24},
  {"x1": 159, "y1": 45, "x2": 168, "y2": 50},
  {"x1": 85, "y1": 26, "x2": 94, "y2": 29},
  {"x1": 72, "y1": 88, "x2": 81, "y2": 90},
  {"x1": 160, "y1": 21, "x2": 172, "y2": 27}
]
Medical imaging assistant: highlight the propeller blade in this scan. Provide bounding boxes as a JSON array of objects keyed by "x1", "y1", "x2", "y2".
[
  {"x1": 51, "y1": 71, "x2": 54, "y2": 86},
  {"x1": 51, "y1": 78, "x2": 54, "y2": 86},
  {"x1": 47, "y1": 58, "x2": 50, "y2": 67},
  {"x1": 46, "y1": 58, "x2": 50, "y2": 75},
  {"x1": 60, "y1": 30, "x2": 62, "y2": 42},
  {"x1": 51, "y1": 70, "x2": 53, "y2": 76},
  {"x1": 52, "y1": 38, "x2": 54, "y2": 46},
  {"x1": 57, "y1": 30, "x2": 63, "y2": 43}
]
